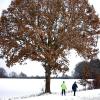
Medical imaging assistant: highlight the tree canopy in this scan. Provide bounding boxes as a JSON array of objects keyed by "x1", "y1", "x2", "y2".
[{"x1": 0, "y1": 0, "x2": 100, "y2": 92}]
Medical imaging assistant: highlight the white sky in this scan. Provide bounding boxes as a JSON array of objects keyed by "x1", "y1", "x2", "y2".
[
  {"x1": 0, "y1": 0, "x2": 100, "y2": 76},
  {"x1": 0, "y1": 0, "x2": 11, "y2": 15}
]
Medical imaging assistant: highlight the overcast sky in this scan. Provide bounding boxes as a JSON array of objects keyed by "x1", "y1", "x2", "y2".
[{"x1": 0, "y1": 0, "x2": 100, "y2": 76}]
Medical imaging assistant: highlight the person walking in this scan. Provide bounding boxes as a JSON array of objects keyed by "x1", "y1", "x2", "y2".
[
  {"x1": 72, "y1": 81, "x2": 78, "y2": 96},
  {"x1": 61, "y1": 81, "x2": 67, "y2": 96}
]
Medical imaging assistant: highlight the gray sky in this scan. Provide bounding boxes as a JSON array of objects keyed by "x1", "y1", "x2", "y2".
[{"x1": 0, "y1": 0, "x2": 100, "y2": 76}]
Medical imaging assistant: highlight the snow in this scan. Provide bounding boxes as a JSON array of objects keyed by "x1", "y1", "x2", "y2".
[
  {"x1": 0, "y1": 79, "x2": 98, "y2": 100},
  {"x1": 23, "y1": 89, "x2": 100, "y2": 100},
  {"x1": 7, "y1": 89, "x2": 100, "y2": 100}
]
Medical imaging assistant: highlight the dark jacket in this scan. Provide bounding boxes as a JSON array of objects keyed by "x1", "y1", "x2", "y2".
[{"x1": 72, "y1": 82, "x2": 78, "y2": 91}]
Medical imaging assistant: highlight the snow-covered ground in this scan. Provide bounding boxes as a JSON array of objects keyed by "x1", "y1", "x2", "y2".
[
  {"x1": 0, "y1": 79, "x2": 99, "y2": 100},
  {"x1": 18, "y1": 89, "x2": 100, "y2": 100},
  {"x1": 0, "y1": 79, "x2": 83, "y2": 97},
  {"x1": 3, "y1": 89, "x2": 100, "y2": 100}
]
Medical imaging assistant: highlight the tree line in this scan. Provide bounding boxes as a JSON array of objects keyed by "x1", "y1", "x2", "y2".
[{"x1": 0, "y1": 67, "x2": 27, "y2": 78}]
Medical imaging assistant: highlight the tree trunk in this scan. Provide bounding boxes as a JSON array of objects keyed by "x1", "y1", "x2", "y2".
[{"x1": 45, "y1": 66, "x2": 51, "y2": 93}]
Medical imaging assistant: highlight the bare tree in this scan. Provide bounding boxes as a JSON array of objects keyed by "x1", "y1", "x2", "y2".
[
  {"x1": 18, "y1": 72, "x2": 27, "y2": 78},
  {"x1": 73, "y1": 61, "x2": 90, "y2": 78},
  {"x1": 9, "y1": 71, "x2": 18, "y2": 78},
  {"x1": 0, "y1": 0, "x2": 100, "y2": 93},
  {"x1": 0, "y1": 67, "x2": 8, "y2": 78}
]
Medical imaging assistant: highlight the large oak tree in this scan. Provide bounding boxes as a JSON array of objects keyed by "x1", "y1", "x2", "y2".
[{"x1": 0, "y1": 0, "x2": 100, "y2": 93}]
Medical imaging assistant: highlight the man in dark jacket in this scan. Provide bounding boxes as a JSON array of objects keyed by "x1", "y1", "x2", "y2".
[{"x1": 72, "y1": 81, "x2": 78, "y2": 96}]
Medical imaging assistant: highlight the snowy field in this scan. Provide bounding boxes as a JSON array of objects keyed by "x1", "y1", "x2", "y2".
[
  {"x1": 0, "y1": 79, "x2": 99, "y2": 100},
  {"x1": 19, "y1": 89, "x2": 100, "y2": 100}
]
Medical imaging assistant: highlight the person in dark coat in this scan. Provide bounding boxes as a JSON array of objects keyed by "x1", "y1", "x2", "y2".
[{"x1": 72, "y1": 81, "x2": 78, "y2": 96}]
